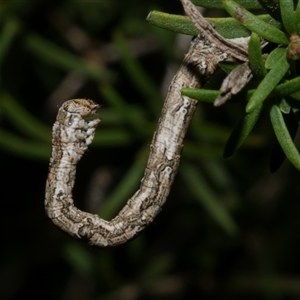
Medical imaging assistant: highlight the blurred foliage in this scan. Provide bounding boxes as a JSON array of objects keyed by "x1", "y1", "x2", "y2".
[{"x1": 1, "y1": 0, "x2": 300, "y2": 299}]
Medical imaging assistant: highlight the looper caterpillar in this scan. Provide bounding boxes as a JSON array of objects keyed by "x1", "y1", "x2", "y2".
[{"x1": 45, "y1": 0, "x2": 250, "y2": 247}]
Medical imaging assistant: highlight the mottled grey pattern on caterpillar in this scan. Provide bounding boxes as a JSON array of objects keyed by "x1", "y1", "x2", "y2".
[{"x1": 45, "y1": 34, "x2": 227, "y2": 247}]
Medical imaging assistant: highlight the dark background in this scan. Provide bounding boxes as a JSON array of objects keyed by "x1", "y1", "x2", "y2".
[{"x1": 1, "y1": 0, "x2": 300, "y2": 299}]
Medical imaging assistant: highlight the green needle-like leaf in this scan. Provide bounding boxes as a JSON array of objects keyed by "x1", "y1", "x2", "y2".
[
  {"x1": 192, "y1": 0, "x2": 262, "y2": 9},
  {"x1": 265, "y1": 47, "x2": 286, "y2": 69},
  {"x1": 223, "y1": 104, "x2": 263, "y2": 158},
  {"x1": 0, "y1": 128, "x2": 50, "y2": 160},
  {"x1": 223, "y1": 0, "x2": 289, "y2": 45},
  {"x1": 218, "y1": 61, "x2": 240, "y2": 73},
  {"x1": 246, "y1": 53, "x2": 290, "y2": 112},
  {"x1": 0, "y1": 18, "x2": 20, "y2": 69},
  {"x1": 278, "y1": 98, "x2": 291, "y2": 114},
  {"x1": 270, "y1": 103, "x2": 300, "y2": 170},
  {"x1": 147, "y1": 11, "x2": 276, "y2": 39},
  {"x1": 275, "y1": 76, "x2": 300, "y2": 97},
  {"x1": 0, "y1": 92, "x2": 51, "y2": 142},
  {"x1": 113, "y1": 31, "x2": 161, "y2": 113},
  {"x1": 248, "y1": 32, "x2": 267, "y2": 78},
  {"x1": 99, "y1": 84, "x2": 150, "y2": 136},
  {"x1": 295, "y1": 1, "x2": 300, "y2": 34},
  {"x1": 279, "y1": 0, "x2": 297, "y2": 35},
  {"x1": 93, "y1": 128, "x2": 134, "y2": 147},
  {"x1": 290, "y1": 92, "x2": 300, "y2": 101},
  {"x1": 63, "y1": 243, "x2": 94, "y2": 276},
  {"x1": 181, "y1": 162, "x2": 239, "y2": 236},
  {"x1": 99, "y1": 151, "x2": 146, "y2": 220},
  {"x1": 146, "y1": 11, "x2": 198, "y2": 36},
  {"x1": 182, "y1": 88, "x2": 256, "y2": 103},
  {"x1": 25, "y1": 34, "x2": 112, "y2": 82},
  {"x1": 181, "y1": 88, "x2": 220, "y2": 103},
  {"x1": 270, "y1": 109, "x2": 298, "y2": 172}
]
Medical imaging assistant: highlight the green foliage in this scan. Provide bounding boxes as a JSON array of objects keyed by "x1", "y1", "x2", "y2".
[
  {"x1": 248, "y1": 32, "x2": 267, "y2": 78},
  {"x1": 152, "y1": 0, "x2": 300, "y2": 172},
  {"x1": 192, "y1": 0, "x2": 262, "y2": 9},
  {"x1": 147, "y1": 10, "x2": 279, "y2": 38}
]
